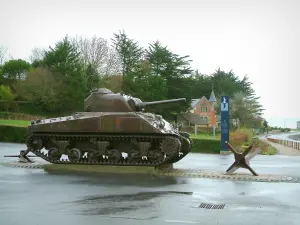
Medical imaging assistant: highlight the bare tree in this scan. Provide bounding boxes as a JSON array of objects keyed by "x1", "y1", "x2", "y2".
[
  {"x1": 0, "y1": 45, "x2": 8, "y2": 65},
  {"x1": 29, "y1": 47, "x2": 46, "y2": 63},
  {"x1": 72, "y1": 35, "x2": 110, "y2": 73},
  {"x1": 104, "y1": 47, "x2": 122, "y2": 76}
]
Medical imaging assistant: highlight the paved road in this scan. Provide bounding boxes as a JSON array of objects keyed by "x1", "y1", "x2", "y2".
[
  {"x1": 268, "y1": 132, "x2": 300, "y2": 142},
  {"x1": 1, "y1": 142, "x2": 300, "y2": 225}
]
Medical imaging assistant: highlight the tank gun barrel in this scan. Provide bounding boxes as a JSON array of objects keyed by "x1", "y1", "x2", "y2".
[{"x1": 138, "y1": 98, "x2": 186, "y2": 108}]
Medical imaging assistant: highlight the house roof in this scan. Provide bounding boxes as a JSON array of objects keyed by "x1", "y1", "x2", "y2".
[
  {"x1": 190, "y1": 96, "x2": 208, "y2": 108},
  {"x1": 209, "y1": 90, "x2": 217, "y2": 102}
]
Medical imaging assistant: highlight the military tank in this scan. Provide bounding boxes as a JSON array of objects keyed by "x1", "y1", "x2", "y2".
[{"x1": 10, "y1": 88, "x2": 193, "y2": 167}]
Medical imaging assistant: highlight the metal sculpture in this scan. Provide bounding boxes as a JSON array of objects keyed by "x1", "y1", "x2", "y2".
[{"x1": 225, "y1": 141, "x2": 261, "y2": 176}]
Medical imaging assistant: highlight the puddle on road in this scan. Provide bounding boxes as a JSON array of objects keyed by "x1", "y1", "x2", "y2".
[
  {"x1": 76, "y1": 191, "x2": 193, "y2": 203},
  {"x1": 69, "y1": 191, "x2": 193, "y2": 216}
]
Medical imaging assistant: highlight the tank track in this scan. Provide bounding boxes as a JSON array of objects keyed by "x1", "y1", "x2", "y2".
[
  {"x1": 169, "y1": 135, "x2": 193, "y2": 163},
  {"x1": 25, "y1": 132, "x2": 184, "y2": 167}
]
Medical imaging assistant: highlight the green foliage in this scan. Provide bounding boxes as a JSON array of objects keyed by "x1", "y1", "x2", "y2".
[
  {"x1": 0, "y1": 85, "x2": 14, "y2": 101},
  {"x1": 251, "y1": 138, "x2": 277, "y2": 155},
  {"x1": 111, "y1": 30, "x2": 144, "y2": 92},
  {"x1": 0, "y1": 112, "x2": 43, "y2": 120},
  {"x1": 1, "y1": 59, "x2": 31, "y2": 80},
  {"x1": 191, "y1": 138, "x2": 221, "y2": 154}
]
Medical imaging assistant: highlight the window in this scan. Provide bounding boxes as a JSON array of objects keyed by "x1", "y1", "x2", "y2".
[
  {"x1": 201, "y1": 107, "x2": 207, "y2": 112},
  {"x1": 201, "y1": 116, "x2": 208, "y2": 122}
]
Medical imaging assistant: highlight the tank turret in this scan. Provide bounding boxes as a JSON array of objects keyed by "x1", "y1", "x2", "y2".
[
  {"x1": 84, "y1": 88, "x2": 186, "y2": 112},
  {"x1": 8, "y1": 88, "x2": 193, "y2": 167}
]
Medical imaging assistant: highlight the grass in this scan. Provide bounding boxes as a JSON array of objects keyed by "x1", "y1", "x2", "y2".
[{"x1": 0, "y1": 119, "x2": 30, "y2": 127}]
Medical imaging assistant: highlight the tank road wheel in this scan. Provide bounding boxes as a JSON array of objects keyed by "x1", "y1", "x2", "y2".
[
  {"x1": 31, "y1": 138, "x2": 43, "y2": 151},
  {"x1": 127, "y1": 150, "x2": 141, "y2": 163},
  {"x1": 147, "y1": 150, "x2": 165, "y2": 162},
  {"x1": 48, "y1": 148, "x2": 61, "y2": 161},
  {"x1": 67, "y1": 148, "x2": 82, "y2": 162},
  {"x1": 87, "y1": 150, "x2": 101, "y2": 163},
  {"x1": 107, "y1": 149, "x2": 122, "y2": 162}
]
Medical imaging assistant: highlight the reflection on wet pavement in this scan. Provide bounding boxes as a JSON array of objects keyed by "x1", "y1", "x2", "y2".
[{"x1": 69, "y1": 191, "x2": 193, "y2": 215}]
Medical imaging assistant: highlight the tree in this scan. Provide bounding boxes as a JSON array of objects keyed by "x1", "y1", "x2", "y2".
[
  {"x1": 0, "y1": 46, "x2": 7, "y2": 65},
  {"x1": 72, "y1": 35, "x2": 109, "y2": 73},
  {"x1": 71, "y1": 35, "x2": 123, "y2": 94},
  {"x1": 22, "y1": 68, "x2": 66, "y2": 112},
  {"x1": 137, "y1": 41, "x2": 194, "y2": 120},
  {"x1": 1, "y1": 59, "x2": 31, "y2": 80},
  {"x1": 0, "y1": 84, "x2": 14, "y2": 111},
  {"x1": 263, "y1": 119, "x2": 269, "y2": 134},
  {"x1": 29, "y1": 47, "x2": 46, "y2": 64},
  {"x1": 111, "y1": 30, "x2": 144, "y2": 92},
  {"x1": 0, "y1": 59, "x2": 31, "y2": 92},
  {"x1": 0, "y1": 85, "x2": 14, "y2": 101},
  {"x1": 42, "y1": 35, "x2": 86, "y2": 111},
  {"x1": 210, "y1": 68, "x2": 242, "y2": 99},
  {"x1": 229, "y1": 92, "x2": 264, "y2": 128}
]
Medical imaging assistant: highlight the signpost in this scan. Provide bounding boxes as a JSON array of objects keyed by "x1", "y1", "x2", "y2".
[{"x1": 220, "y1": 96, "x2": 230, "y2": 154}]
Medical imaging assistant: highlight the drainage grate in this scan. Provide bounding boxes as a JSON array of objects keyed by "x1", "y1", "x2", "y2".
[{"x1": 198, "y1": 203, "x2": 225, "y2": 209}]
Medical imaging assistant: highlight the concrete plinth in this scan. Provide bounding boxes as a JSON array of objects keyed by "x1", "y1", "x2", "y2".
[
  {"x1": 155, "y1": 163, "x2": 173, "y2": 172},
  {"x1": 43, "y1": 163, "x2": 174, "y2": 175}
]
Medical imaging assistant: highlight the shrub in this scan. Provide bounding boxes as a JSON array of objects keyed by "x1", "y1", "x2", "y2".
[
  {"x1": 251, "y1": 138, "x2": 277, "y2": 155},
  {"x1": 0, "y1": 111, "x2": 44, "y2": 120},
  {"x1": 229, "y1": 128, "x2": 253, "y2": 149},
  {"x1": 190, "y1": 138, "x2": 220, "y2": 154},
  {"x1": 0, "y1": 125, "x2": 28, "y2": 143}
]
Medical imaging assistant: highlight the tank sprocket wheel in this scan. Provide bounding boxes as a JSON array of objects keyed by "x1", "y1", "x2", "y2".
[
  {"x1": 170, "y1": 136, "x2": 192, "y2": 163},
  {"x1": 160, "y1": 136, "x2": 181, "y2": 157}
]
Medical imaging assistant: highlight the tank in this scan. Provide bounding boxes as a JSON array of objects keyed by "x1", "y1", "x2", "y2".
[{"x1": 18, "y1": 88, "x2": 193, "y2": 166}]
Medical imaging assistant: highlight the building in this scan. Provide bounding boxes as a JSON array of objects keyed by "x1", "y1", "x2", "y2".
[
  {"x1": 178, "y1": 87, "x2": 221, "y2": 130},
  {"x1": 297, "y1": 121, "x2": 300, "y2": 129}
]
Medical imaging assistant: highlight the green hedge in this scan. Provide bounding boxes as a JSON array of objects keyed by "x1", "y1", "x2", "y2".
[
  {"x1": 0, "y1": 125, "x2": 28, "y2": 143},
  {"x1": 0, "y1": 125, "x2": 221, "y2": 154},
  {"x1": 0, "y1": 111, "x2": 44, "y2": 120},
  {"x1": 191, "y1": 138, "x2": 221, "y2": 154}
]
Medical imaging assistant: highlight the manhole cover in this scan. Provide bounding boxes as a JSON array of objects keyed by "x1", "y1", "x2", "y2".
[{"x1": 198, "y1": 203, "x2": 225, "y2": 209}]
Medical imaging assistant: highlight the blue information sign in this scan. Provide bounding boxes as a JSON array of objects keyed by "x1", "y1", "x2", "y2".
[{"x1": 221, "y1": 96, "x2": 230, "y2": 151}]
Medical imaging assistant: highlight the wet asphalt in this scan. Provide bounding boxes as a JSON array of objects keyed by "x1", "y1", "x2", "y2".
[{"x1": 0, "y1": 142, "x2": 300, "y2": 225}]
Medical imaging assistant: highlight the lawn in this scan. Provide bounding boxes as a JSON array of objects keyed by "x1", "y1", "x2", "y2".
[{"x1": 0, "y1": 119, "x2": 30, "y2": 127}]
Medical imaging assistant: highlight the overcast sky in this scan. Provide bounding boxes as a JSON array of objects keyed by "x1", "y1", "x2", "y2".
[{"x1": 0, "y1": 0, "x2": 299, "y2": 128}]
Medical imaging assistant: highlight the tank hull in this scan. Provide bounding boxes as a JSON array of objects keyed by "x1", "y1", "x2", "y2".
[{"x1": 26, "y1": 112, "x2": 192, "y2": 166}]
